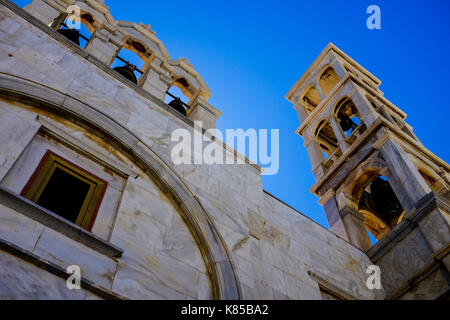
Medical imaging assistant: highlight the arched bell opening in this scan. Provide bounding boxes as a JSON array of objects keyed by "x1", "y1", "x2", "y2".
[
  {"x1": 165, "y1": 78, "x2": 191, "y2": 116},
  {"x1": 352, "y1": 173, "x2": 405, "y2": 241},
  {"x1": 334, "y1": 97, "x2": 363, "y2": 138},
  {"x1": 301, "y1": 86, "x2": 321, "y2": 114},
  {"x1": 53, "y1": 12, "x2": 96, "y2": 49},
  {"x1": 111, "y1": 39, "x2": 150, "y2": 84},
  {"x1": 315, "y1": 119, "x2": 340, "y2": 161},
  {"x1": 318, "y1": 66, "x2": 339, "y2": 96}
]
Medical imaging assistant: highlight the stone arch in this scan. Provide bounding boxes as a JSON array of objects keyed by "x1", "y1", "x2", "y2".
[
  {"x1": 314, "y1": 118, "x2": 339, "y2": 157},
  {"x1": 168, "y1": 70, "x2": 201, "y2": 100},
  {"x1": 0, "y1": 74, "x2": 241, "y2": 300},
  {"x1": 51, "y1": 8, "x2": 97, "y2": 48},
  {"x1": 345, "y1": 158, "x2": 389, "y2": 200},
  {"x1": 71, "y1": 0, "x2": 115, "y2": 29},
  {"x1": 338, "y1": 157, "x2": 405, "y2": 240},
  {"x1": 110, "y1": 36, "x2": 153, "y2": 84},
  {"x1": 169, "y1": 78, "x2": 192, "y2": 101},
  {"x1": 165, "y1": 58, "x2": 211, "y2": 101},
  {"x1": 75, "y1": 11, "x2": 97, "y2": 34},
  {"x1": 333, "y1": 97, "x2": 362, "y2": 137},
  {"x1": 318, "y1": 65, "x2": 340, "y2": 96},
  {"x1": 300, "y1": 85, "x2": 321, "y2": 113},
  {"x1": 120, "y1": 36, "x2": 153, "y2": 64},
  {"x1": 51, "y1": 8, "x2": 98, "y2": 31}
]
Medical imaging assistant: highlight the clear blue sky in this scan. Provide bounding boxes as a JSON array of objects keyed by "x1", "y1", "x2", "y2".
[{"x1": 13, "y1": 0, "x2": 450, "y2": 229}]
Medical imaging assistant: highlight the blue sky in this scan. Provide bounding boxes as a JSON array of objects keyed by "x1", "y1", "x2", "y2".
[{"x1": 13, "y1": 0, "x2": 450, "y2": 229}]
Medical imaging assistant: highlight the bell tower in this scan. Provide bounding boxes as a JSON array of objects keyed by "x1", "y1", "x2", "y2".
[{"x1": 286, "y1": 43, "x2": 450, "y2": 255}]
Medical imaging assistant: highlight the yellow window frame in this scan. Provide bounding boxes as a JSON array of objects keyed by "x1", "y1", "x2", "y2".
[{"x1": 21, "y1": 150, "x2": 107, "y2": 230}]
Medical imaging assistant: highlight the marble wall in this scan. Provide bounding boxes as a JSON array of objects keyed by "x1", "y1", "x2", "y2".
[
  {"x1": 0, "y1": 2, "x2": 382, "y2": 300},
  {"x1": 0, "y1": 250, "x2": 102, "y2": 300}
]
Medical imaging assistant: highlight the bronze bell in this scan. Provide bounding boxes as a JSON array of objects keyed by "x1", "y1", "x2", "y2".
[
  {"x1": 337, "y1": 112, "x2": 357, "y2": 132},
  {"x1": 57, "y1": 28, "x2": 81, "y2": 46},
  {"x1": 368, "y1": 177, "x2": 403, "y2": 217},
  {"x1": 168, "y1": 97, "x2": 187, "y2": 116},
  {"x1": 113, "y1": 64, "x2": 138, "y2": 84}
]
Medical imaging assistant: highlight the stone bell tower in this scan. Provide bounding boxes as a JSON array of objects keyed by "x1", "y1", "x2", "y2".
[{"x1": 287, "y1": 43, "x2": 450, "y2": 298}]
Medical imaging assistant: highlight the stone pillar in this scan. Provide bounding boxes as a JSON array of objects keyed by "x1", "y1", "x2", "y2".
[
  {"x1": 340, "y1": 206, "x2": 373, "y2": 251},
  {"x1": 294, "y1": 103, "x2": 309, "y2": 124},
  {"x1": 187, "y1": 96, "x2": 222, "y2": 129},
  {"x1": 418, "y1": 204, "x2": 450, "y2": 255},
  {"x1": 320, "y1": 190, "x2": 372, "y2": 251},
  {"x1": 24, "y1": 0, "x2": 61, "y2": 26},
  {"x1": 84, "y1": 28, "x2": 123, "y2": 66},
  {"x1": 378, "y1": 137, "x2": 432, "y2": 212},
  {"x1": 305, "y1": 139, "x2": 327, "y2": 179},
  {"x1": 141, "y1": 57, "x2": 172, "y2": 101},
  {"x1": 330, "y1": 59, "x2": 347, "y2": 79},
  {"x1": 312, "y1": 80, "x2": 325, "y2": 100},
  {"x1": 351, "y1": 89, "x2": 378, "y2": 126},
  {"x1": 329, "y1": 116, "x2": 350, "y2": 152}
]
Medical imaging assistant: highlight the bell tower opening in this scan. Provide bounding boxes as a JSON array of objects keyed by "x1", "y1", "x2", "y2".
[
  {"x1": 357, "y1": 175, "x2": 405, "y2": 240},
  {"x1": 52, "y1": 12, "x2": 95, "y2": 48},
  {"x1": 315, "y1": 119, "x2": 340, "y2": 160},
  {"x1": 318, "y1": 66, "x2": 339, "y2": 96},
  {"x1": 165, "y1": 79, "x2": 191, "y2": 116},
  {"x1": 111, "y1": 40, "x2": 148, "y2": 84},
  {"x1": 302, "y1": 86, "x2": 321, "y2": 114},
  {"x1": 335, "y1": 97, "x2": 362, "y2": 137},
  {"x1": 286, "y1": 44, "x2": 448, "y2": 251}
]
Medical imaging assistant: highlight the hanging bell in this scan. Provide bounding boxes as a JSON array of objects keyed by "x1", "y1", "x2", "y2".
[
  {"x1": 168, "y1": 97, "x2": 187, "y2": 116},
  {"x1": 113, "y1": 63, "x2": 138, "y2": 84},
  {"x1": 368, "y1": 177, "x2": 403, "y2": 217},
  {"x1": 337, "y1": 112, "x2": 357, "y2": 132},
  {"x1": 57, "y1": 28, "x2": 81, "y2": 46}
]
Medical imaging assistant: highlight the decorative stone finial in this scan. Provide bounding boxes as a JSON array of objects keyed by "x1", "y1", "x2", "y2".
[
  {"x1": 139, "y1": 23, "x2": 156, "y2": 35},
  {"x1": 180, "y1": 57, "x2": 193, "y2": 67}
]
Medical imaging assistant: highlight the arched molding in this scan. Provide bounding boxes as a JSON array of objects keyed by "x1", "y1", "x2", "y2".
[
  {"x1": 314, "y1": 118, "x2": 329, "y2": 137},
  {"x1": 300, "y1": 85, "x2": 322, "y2": 112},
  {"x1": 333, "y1": 96, "x2": 352, "y2": 116},
  {"x1": 337, "y1": 156, "x2": 390, "y2": 204},
  {"x1": 313, "y1": 118, "x2": 340, "y2": 157},
  {"x1": 71, "y1": 0, "x2": 117, "y2": 29},
  {"x1": 336, "y1": 156, "x2": 401, "y2": 240},
  {"x1": 0, "y1": 73, "x2": 241, "y2": 300},
  {"x1": 165, "y1": 58, "x2": 211, "y2": 100},
  {"x1": 317, "y1": 65, "x2": 340, "y2": 96},
  {"x1": 117, "y1": 20, "x2": 170, "y2": 60},
  {"x1": 315, "y1": 64, "x2": 336, "y2": 82},
  {"x1": 120, "y1": 36, "x2": 153, "y2": 62}
]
